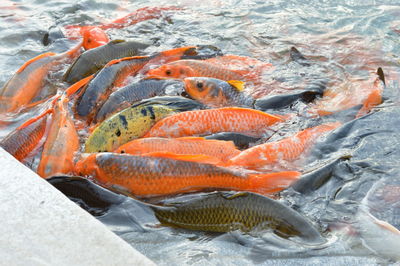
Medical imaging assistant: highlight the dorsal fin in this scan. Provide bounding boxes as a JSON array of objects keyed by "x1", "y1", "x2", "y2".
[
  {"x1": 109, "y1": 39, "x2": 125, "y2": 45},
  {"x1": 377, "y1": 67, "x2": 385, "y2": 85},
  {"x1": 221, "y1": 191, "x2": 248, "y2": 200},
  {"x1": 227, "y1": 80, "x2": 245, "y2": 91},
  {"x1": 16, "y1": 52, "x2": 56, "y2": 73}
]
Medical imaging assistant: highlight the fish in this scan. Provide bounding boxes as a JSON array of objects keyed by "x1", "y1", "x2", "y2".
[
  {"x1": 64, "y1": 6, "x2": 183, "y2": 39},
  {"x1": 183, "y1": 77, "x2": 254, "y2": 107},
  {"x1": 0, "y1": 42, "x2": 82, "y2": 113},
  {"x1": 146, "y1": 59, "x2": 245, "y2": 81},
  {"x1": 144, "y1": 107, "x2": 284, "y2": 138},
  {"x1": 75, "y1": 46, "x2": 205, "y2": 121},
  {"x1": 227, "y1": 122, "x2": 341, "y2": 169},
  {"x1": 81, "y1": 26, "x2": 109, "y2": 50},
  {"x1": 151, "y1": 191, "x2": 325, "y2": 244},
  {"x1": 74, "y1": 152, "x2": 301, "y2": 197},
  {"x1": 37, "y1": 96, "x2": 80, "y2": 178},
  {"x1": 95, "y1": 79, "x2": 184, "y2": 123},
  {"x1": 64, "y1": 40, "x2": 150, "y2": 84},
  {"x1": 204, "y1": 132, "x2": 261, "y2": 149},
  {"x1": 0, "y1": 109, "x2": 51, "y2": 161},
  {"x1": 114, "y1": 136, "x2": 241, "y2": 162},
  {"x1": 309, "y1": 68, "x2": 384, "y2": 117},
  {"x1": 85, "y1": 104, "x2": 177, "y2": 153}
]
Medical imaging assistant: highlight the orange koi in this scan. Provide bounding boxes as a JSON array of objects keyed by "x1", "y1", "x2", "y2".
[
  {"x1": 64, "y1": 6, "x2": 182, "y2": 39},
  {"x1": 146, "y1": 59, "x2": 245, "y2": 81},
  {"x1": 114, "y1": 136, "x2": 241, "y2": 162},
  {"x1": 82, "y1": 26, "x2": 109, "y2": 50},
  {"x1": 309, "y1": 69, "x2": 384, "y2": 117},
  {"x1": 75, "y1": 152, "x2": 301, "y2": 197},
  {"x1": 227, "y1": 122, "x2": 341, "y2": 169},
  {"x1": 37, "y1": 96, "x2": 80, "y2": 178},
  {"x1": 144, "y1": 107, "x2": 284, "y2": 138},
  {"x1": 0, "y1": 42, "x2": 82, "y2": 113},
  {"x1": 0, "y1": 109, "x2": 52, "y2": 161}
]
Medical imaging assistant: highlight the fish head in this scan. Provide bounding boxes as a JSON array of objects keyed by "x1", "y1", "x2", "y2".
[
  {"x1": 184, "y1": 77, "x2": 225, "y2": 103},
  {"x1": 82, "y1": 26, "x2": 109, "y2": 50},
  {"x1": 147, "y1": 64, "x2": 194, "y2": 79}
]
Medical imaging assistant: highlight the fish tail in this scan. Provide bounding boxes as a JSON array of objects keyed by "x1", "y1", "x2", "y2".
[
  {"x1": 248, "y1": 171, "x2": 301, "y2": 194},
  {"x1": 356, "y1": 88, "x2": 382, "y2": 118}
]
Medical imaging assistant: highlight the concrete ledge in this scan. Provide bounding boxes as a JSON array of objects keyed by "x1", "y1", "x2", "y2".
[{"x1": 0, "y1": 148, "x2": 154, "y2": 266}]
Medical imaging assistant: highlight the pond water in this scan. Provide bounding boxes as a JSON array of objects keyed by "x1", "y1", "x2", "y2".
[{"x1": 1, "y1": 0, "x2": 400, "y2": 265}]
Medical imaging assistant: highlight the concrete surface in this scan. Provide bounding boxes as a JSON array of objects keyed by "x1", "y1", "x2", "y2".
[{"x1": 0, "y1": 148, "x2": 155, "y2": 266}]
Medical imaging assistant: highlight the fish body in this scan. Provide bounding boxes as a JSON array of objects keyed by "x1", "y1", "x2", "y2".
[
  {"x1": 228, "y1": 122, "x2": 341, "y2": 169},
  {"x1": 0, "y1": 109, "x2": 50, "y2": 161},
  {"x1": 95, "y1": 79, "x2": 183, "y2": 122},
  {"x1": 145, "y1": 107, "x2": 283, "y2": 138},
  {"x1": 85, "y1": 104, "x2": 177, "y2": 152},
  {"x1": 115, "y1": 136, "x2": 241, "y2": 162},
  {"x1": 76, "y1": 56, "x2": 151, "y2": 120},
  {"x1": 64, "y1": 40, "x2": 150, "y2": 83},
  {"x1": 37, "y1": 97, "x2": 80, "y2": 178},
  {"x1": 75, "y1": 152, "x2": 300, "y2": 197},
  {"x1": 146, "y1": 59, "x2": 245, "y2": 81},
  {"x1": 152, "y1": 191, "x2": 325, "y2": 244},
  {"x1": 0, "y1": 43, "x2": 81, "y2": 113},
  {"x1": 184, "y1": 77, "x2": 254, "y2": 107}
]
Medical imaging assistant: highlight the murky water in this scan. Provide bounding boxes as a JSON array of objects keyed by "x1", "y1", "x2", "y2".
[{"x1": 1, "y1": 0, "x2": 400, "y2": 264}]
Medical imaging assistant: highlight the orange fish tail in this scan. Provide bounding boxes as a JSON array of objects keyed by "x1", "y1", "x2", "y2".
[
  {"x1": 356, "y1": 88, "x2": 382, "y2": 118},
  {"x1": 248, "y1": 171, "x2": 301, "y2": 194},
  {"x1": 65, "y1": 75, "x2": 94, "y2": 97}
]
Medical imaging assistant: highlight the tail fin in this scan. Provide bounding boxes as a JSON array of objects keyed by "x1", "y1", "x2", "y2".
[
  {"x1": 65, "y1": 74, "x2": 94, "y2": 97},
  {"x1": 248, "y1": 171, "x2": 301, "y2": 194}
]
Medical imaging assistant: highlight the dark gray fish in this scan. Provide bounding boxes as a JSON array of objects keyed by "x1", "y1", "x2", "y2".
[
  {"x1": 204, "y1": 132, "x2": 261, "y2": 149},
  {"x1": 64, "y1": 40, "x2": 150, "y2": 83},
  {"x1": 95, "y1": 79, "x2": 184, "y2": 123},
  {"x1": 152, "y1": 191, "x2": 326, "y2": 245}
]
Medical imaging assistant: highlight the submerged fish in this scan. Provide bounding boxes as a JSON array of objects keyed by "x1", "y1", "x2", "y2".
[
  {"x1": 64, "y1": 40, "x2": 150, "y2": 84},
  {"x1": 152, "y1": 191, "x2": 325, "y2": 244},
  {"x1": 204, "y1": 132, "x2": 261, "y2": 150},
  {"x1": 227, "y1": 122, "x2": 341, "y2": 169},
  {"x1": 146, "y1": 59, "x2": 245, "y2": 81},
  {"x1": 115, "y1": 136, "x2": 240, "y2": 162},
  {"x1": 0, "y1": 109, "x2": 51, "y2": 161},
  {"x1": 37, "y1": 96, "x2": 80, "y2": 178},
  {"x1": 75, "y1": 152, "x2": 300, "y2": 197},
  {"x1": 144, "y1": 107, "x2": 284, "y2": 138},
  {"x1": 95, "y1": 79, "x2": 184, "y2": 123},
  {"x1": 0, "y1": 42, "x2": 82, "y2": 113},
  {"x1": 183, "y1": 77, "x2": 254, "y2": 107}
]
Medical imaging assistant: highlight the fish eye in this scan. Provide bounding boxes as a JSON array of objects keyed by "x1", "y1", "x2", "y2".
[
  {"x1": 196, "y1": 82, "x2": 203, "y2": 88},
  {"x1": 165, "y1": 70, "x2": 172, "y2": 76}
]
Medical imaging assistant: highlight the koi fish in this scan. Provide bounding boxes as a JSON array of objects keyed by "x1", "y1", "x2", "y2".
[
  {"x1": 114, "y1": 136, "x2": 240, "y2": 162},
  {"x1": 183, "y1": 77, "x2": 254, "y2": 107},
  {"x1": 0, "y1": 109, "x2": 51, "y2": 161},
  {"x1": 309, "y1": 68, "x2": 385, "y2": 117},
  {"x1": 64, "y1": 6, "x2": 182, "y2": 39},
  {"x1": 146, "y1": 59, "x2": 245, "y2": 81},
  {"x1": 75, "y1": 46, "x2": 204, "y2": 121},
  {"x1": 37, "y1": 96, "x2": 80, "y2": 178},
  {"x1": 227, "y1": 122, "x2": 341, "y2": 169},
  {"x1": 85, "y1": 104, "x2": 176, "y2": 153},
  {"x1": 95, "y1": 79, "x2": 184, "y2": 123},
  {"x1": 74, "y1": 152, "x2": 301, "y2": 197},
  {"x1": 152, "y1": 191, "x2": 325, "y2": 244},
  {"x1": 144, "y1": 107, "x2": 284, "y2": 138},
  {"x1": 64, "y1": 40, "x2": 149, "y2": 84},
  {"x1": 0, "y1": 42, "x2": 82, "y2": 113},
  {"x1": 82, "y1": 26, "x2": 109, "y2": 50}
]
